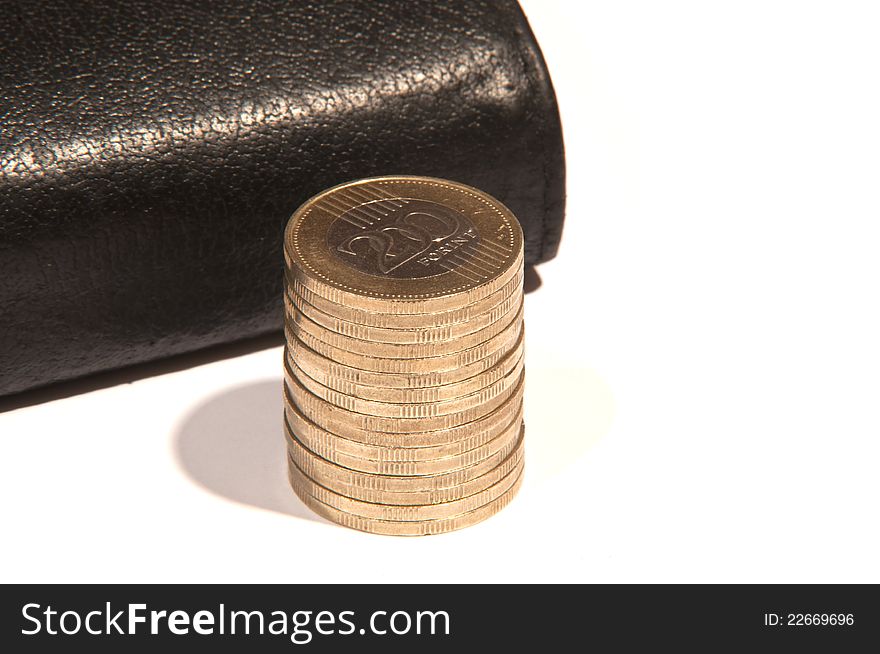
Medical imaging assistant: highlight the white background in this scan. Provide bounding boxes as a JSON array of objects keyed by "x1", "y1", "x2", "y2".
[{"x1": 2, "y1": 0, "x2": 879, "y2": 583}]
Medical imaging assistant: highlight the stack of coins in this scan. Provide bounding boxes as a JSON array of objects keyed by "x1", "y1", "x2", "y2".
[{"x1": 282, "y1": 176, "x2": 525, "y2": 535}]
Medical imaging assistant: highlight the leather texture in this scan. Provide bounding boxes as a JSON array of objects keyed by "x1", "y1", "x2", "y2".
[{"x1": 0, "y1": 0, "x2": 565, "y2": 398}]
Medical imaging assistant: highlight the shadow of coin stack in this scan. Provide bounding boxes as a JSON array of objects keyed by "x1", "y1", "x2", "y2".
[{"x1": 283, "y1": 176, "x2": 525, "y2": 535}]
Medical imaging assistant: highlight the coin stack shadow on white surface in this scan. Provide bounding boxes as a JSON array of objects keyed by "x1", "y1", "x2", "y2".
[{"x1": 282, "y1": 176, "x2": 525, "y2": 536}]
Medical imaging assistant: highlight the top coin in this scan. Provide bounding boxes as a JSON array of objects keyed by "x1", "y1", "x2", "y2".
[{"x1": 284, "y1": 176, "x2": 525, "y2": 313}]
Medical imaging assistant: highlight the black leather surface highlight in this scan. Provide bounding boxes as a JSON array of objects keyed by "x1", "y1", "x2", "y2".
[{"x1": 0, "y1": 0, "x2": 565, "y2": 398}]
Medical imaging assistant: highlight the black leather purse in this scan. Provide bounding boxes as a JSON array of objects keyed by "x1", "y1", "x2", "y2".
[{"x1": 0, "y1": 0, "x2": 565, "y2": 398}]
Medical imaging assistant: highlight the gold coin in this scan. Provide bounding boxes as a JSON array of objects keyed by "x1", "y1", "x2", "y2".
[
  {"x1": 283, "y1": 176, "x2": 524, "y2": 313},
  {"x1": 286, "y1": 398, "x2": 523, "y2": 461},
  {"x1": 287, "y1": 424, "x2": 524, "y2": 495},
  {"x1": 290, "y1": 465, "x2": 524, "y2": 536},
  {"x1": 285, "y1": 328, "x2": 525, "y2": 390},
  {"x1": 284, "y1": 363, "x2": 524, "y2": 433},
  {"x1": 285, "y1": 337, "x2": 524, "y2": 403},
  {"x1": 286, "y1": 353, "x2": 523, "y2": 418},
  {"x1": 286, "y1": 243, "x2": 522, "y2": 314},
  {"x1": 285, "y1": 278, "x2": 522, "y2": 344},
  {"x1": 283, "y1": 379, "x2": 523, "y2": 447},
  {"x1": 284, "y1": 314, "x2": 522, "y2": 375},
  {"x1": 284, "y1": 268, "x2": 523, "y2": 330},
  {"x1": 286, "y1": 296, "x2": 524, "y2": 357},
  {"x1": 289, "y1": 455, "x2": 523, "y2": 521},
  {"x1": 288, "y1": 433, "x2": 524, "y2": 505},
  {"x1": 284, "y1": 405, "x2": 522, "y2": 475},
  {"x1": 281, "y1": 176, "x2": 528, "y2": 532}
]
